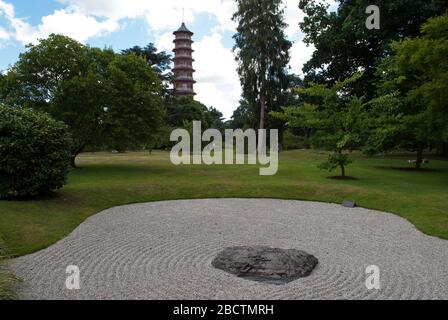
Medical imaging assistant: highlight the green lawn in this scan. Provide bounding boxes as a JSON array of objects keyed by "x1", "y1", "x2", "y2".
[
  {"x1": 0, "y1": 236, "x2": 17, "y2": 300},
  {"x1": 1, "y1": 149, "x2": 448, "y2": 259}
]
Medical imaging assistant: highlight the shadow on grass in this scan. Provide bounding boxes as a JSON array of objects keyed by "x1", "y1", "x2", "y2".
[
  {"x1": 73, "y1": 163, "x2": 182, "y2": 176},
  {"x1": 373, "y1": 166, "x2": 443, "y2": 173},
  {"x1": 327, "y1": 176, "x2": 359, "y2": 181},
  {"x1": 1, "y1": 191, "x2": 62, "y2": 202}
]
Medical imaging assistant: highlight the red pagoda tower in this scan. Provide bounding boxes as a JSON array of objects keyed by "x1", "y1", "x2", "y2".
[{"x1": 172, "y1": 23, "x2": 196, "y2": 97}]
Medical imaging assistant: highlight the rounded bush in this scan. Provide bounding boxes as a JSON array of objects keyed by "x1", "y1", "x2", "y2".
[{"x1": 0, "y1": 105, "x2": 72, "y2": 199}]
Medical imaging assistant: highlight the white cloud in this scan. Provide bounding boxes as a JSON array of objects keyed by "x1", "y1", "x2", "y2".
[
  {"x1": 284, "y1": 0, "x2": 306, "y2": 38},
  {"x1": 58, "y1": 0, "x2": 237, "y2": 33},
  {"x1": 194, "y1": 33, "x2": 241, "y2": 119},
  {"x1": 0, "y1": 0, "x2": 13, "y2": 42},
  {"x1": 290, "y1": 40, "x2": 316, "y2": 76},
  {"x1": 0, "y1": 0, "x2": 13, "y2": 17},
  {"x1": 155, "y1": 31, "x2": 176, "y2": 52},
  {"x1": 0, "y1": 1, "x2": 119, "y2": 44},
  {"x1": 0, "y1": 26, "x2": 10, "y2": 40},
  {"x1": 210, "y1": 1, "x2": 237, "y2": 33},
  {"x1": 35, "y1": 10, "x2": 119, "y2": 43}
]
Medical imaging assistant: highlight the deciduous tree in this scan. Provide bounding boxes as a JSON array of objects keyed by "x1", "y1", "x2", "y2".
[{"x1": 232, "y1": 0, "x2": 292, "y2": 150}]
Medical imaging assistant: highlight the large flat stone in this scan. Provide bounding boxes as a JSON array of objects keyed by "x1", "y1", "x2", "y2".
[{"x1": 212, "y1": 246, "x2": 318, "y2": 284}]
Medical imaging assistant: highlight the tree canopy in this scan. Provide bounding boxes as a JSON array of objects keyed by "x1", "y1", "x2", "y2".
[
  {"x1": 167, "y1": 96, "x2": 224, "y2": 132},
  {"x1": 121, "y1": 43, "x2": 174, "y2": 99},
  {"x1": 103, "y1": 54, "x2": 165, "y2": 153},
  {"x1": 299, "y1": 0, "x2": 448, "y2": 98},
  {"x1": 229, "y1": 99, "x2": 257, "y2": 130}
]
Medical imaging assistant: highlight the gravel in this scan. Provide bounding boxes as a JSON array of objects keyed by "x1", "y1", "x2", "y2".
[{"x1": 10, "y1": 199, "x2": 448, "y2": 300}]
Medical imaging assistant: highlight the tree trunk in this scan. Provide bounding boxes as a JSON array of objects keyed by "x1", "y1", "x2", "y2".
[
  {"x1": 415, "y1": 143, "x2": 424, "y2": 170},
  {"x1": 70, "y1": 155, "x2": 78, "y2": 169},
  {"x1": 258, "y1": 90, "x2": 267, "y2": 154},
  {"x1": 260, "y1": 95, "x2": 265, "y2": 131},
  {"x1": 340, "y1": 164, "x2": 346, "y2": 178},
  {"x1": 436, "y1": 142, "x2": 448, "y2": 157},
  {"x1": 278, "y1": 126, "x2": 284, "y2": 152},
  {"x1": 70, "y1": 143, "x2": 85, "y2": 169}
]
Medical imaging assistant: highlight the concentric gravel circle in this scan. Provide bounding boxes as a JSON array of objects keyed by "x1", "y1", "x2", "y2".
[{"x1": 10, "y1": 199, "x2": 448, "y2": 300}]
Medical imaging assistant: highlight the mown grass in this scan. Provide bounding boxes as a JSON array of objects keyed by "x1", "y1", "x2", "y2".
[
  {"x1": 0, "y1": 149, "x2": 447, "y2": 260},
  {"x1": 0, "y1": 236, "x2": 18, "y2": 300}
]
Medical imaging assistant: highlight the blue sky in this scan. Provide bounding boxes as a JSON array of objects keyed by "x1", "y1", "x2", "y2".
[{"x1": 0, "y1": 0, "x2": 337, "y2": 119}]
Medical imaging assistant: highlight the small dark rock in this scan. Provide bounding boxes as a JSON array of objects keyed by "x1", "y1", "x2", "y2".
[
  {"x1": 342, "y1": 200, "x2": 357, "y2": 208},
  {"x1": 212, "y1": 246, "x2": 318, "y2": 285}
]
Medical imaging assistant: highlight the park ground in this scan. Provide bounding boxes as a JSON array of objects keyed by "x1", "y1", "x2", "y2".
[{"x1": 1, "y1": 150, "x2": 448, "y2": 298}]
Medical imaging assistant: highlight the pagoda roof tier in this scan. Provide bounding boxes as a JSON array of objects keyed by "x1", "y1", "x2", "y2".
[
  {"x1": 173, "y1": 47, "x2": 194, "y2": 53},
  {"x1": 175, "y1": 87, "x2": 196, "y2": 91},
  {"x1": 172, "y1": 56, "x2": 195, "y2": 62},
  {"x1": 173, "y1": 66, "x2": 196, "y2": 72},
  {"x1": 173, "y1": 23, "x2": 193, "y2": 35},
  {"x1": 173, "y1": 38, "x2": 194, "y2": 44},
  {"x1": 174, "y1": 77, "x2": 197, "y2": 83},
  {"x1": 175, "y1": 90, "x2": 197, "y2": 96}
]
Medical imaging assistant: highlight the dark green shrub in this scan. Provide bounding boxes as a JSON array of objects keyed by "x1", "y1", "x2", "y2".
[{"x1": 0, "y1": 105, "x2": 72, "y2": 199}]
